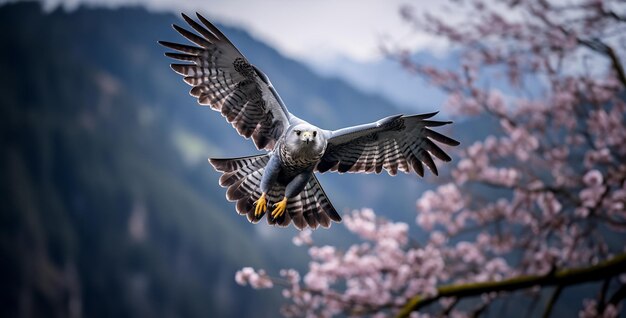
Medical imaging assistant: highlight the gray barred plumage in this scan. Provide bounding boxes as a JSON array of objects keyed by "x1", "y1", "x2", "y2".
[
  {"x1": 278, "y1": 135, "x2": 323, "y2": 176},
  {"x1": 161, "y1": 13, "x2": 460, "y2": 230}
]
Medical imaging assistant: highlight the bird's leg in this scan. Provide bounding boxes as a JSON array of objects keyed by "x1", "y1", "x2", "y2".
[
  {"x1": 256, "y1": 154, "x2": 280, "y2": 218},
  {"x1": 270, "y1": 171, "x2": 312, "y2": 219},
  {"x1": 254, "y1": 192, "x2": 267, "y2": 217},
  {"x1": 271, "y1": 197, "x2": 288, "y2": 218}
]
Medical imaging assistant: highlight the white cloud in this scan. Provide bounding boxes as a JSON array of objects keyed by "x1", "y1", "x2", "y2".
[{"x1": 20, "y1": 0, "x2": 450, "y2": 63}]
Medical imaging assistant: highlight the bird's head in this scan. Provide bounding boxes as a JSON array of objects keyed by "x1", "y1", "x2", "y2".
[{"x1": 285, "y1": 123, "x2": 326, "y2": 156}]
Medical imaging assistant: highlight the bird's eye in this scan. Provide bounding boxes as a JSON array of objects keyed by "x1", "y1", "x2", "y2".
[
  {"x1": 313, "y1": 131, "x2": 317, "y2": 137},
  {"x1": 295, "y1": 130, "x2": 301, "y2": 136}
]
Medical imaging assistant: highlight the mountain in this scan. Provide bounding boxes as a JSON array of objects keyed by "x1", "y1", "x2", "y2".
[
  {"x1": 0, "y1": 2, "x2": 465, "y2": 317},
  {"x1": 308, "y1": 48, "x2": 546, "y2": 115},
  {"x1": 308, "y1": 52, "x2": 454, "y2": 111},
  {"x1": 0, "y1": 3, "x2": 284, "y2": 318}
]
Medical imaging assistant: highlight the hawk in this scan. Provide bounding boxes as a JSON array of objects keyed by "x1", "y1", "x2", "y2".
[{"x1": 160, "y1": 13, "x2": 460, "y2": 230}]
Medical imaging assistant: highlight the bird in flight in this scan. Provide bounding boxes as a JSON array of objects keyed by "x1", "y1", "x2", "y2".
[{"x1": 160, "y1": 13, "x2": 460, "y2": 230}]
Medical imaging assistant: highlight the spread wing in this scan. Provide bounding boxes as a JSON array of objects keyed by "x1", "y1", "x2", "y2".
[
  {"x1": 159, "y1": 13, "x2": 295, "y2": 151},
  {"x1": 317, "y1": 112, "x2": 460, "y2": 176}
]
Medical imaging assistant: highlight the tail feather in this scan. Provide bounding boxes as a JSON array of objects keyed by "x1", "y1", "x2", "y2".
[
  {"x1": 209, "y1": 155, "x2": 341, "y2": 229},
  {"x1": 268, "y1": 174, "x2": 340, "y2": 230},
  {"x1": 210, "y1": 155, "x2": 269, "y2": 223}
]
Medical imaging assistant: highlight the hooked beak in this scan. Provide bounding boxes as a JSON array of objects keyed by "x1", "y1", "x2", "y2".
[{"x1": 301, "y1": 131, "x2": 313, "y2": 144}]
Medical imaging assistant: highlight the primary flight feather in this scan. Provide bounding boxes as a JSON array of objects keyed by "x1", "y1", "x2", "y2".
[{"x1": 160, "y1": 13, "x2": 460, "y2": 230}]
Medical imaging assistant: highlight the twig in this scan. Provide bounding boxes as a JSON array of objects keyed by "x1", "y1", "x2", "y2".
[
  {"x1": 541, "y1": 285, "x2": 564, "y2": 318},
  {"x1": 469, "y1": 299, "x2": 490, "y2": 318},
  {"x1": 438, "y1": 298, "x2": 459, "y2": 317},
  {"x1": 607, "y1": 283, "x2": 626, "y2": 308},
  {"x1": 597, "y1": 277, "x2": 612, "y2": 313}
]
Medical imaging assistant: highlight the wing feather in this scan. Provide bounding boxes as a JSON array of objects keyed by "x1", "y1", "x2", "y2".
[
  {"x1": 160, "y1": 13, "x2": 296, "y2": 150},
  {"x1": 181, "y1": 13, "x2": 219, "y2": 42},
  {"x1": 159, "y1": 40, "x2": 204, "y2": 54},
  {"x1": 424, "y1": 128, "x2": 460, "y2": 146},
  {"x1": 172, "y1": 24, "x2": 213, "y2": 48},
  {"x1": 318, "y1": 112, "x2": 459, "y2": 177}
]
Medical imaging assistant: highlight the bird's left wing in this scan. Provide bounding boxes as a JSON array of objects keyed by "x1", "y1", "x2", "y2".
[
  {"x1": 160, "y1": 13, "x2": 295, "y2": 151},
  {"x1": 317, "y1": 112, "x2": 460, "y2": 176}
]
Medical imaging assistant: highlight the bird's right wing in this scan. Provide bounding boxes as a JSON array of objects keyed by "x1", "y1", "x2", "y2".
[
  {"x1": 160, "y1": 13, "x2": 296, "y2": 151},
  {"x1": 317, "y1": 112, "x2": 460, "y2": 176}
]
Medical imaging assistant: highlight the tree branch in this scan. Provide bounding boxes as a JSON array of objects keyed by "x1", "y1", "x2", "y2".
[
  {"x1": 531, "y1": 6, "x2": 626, "y2": 88},
  {"x1": 604, "y1": 44, "x2": 626, "y2": 88},
  {"x1": 608, "y1": 283, "x2": 626, "y2": 307},
  {"x1": 597, "y1": 278, "x2": 611, "y2": 313},
  {"x1": 541, "y1": 285, "x2": 563, "y2": 318},
  {"x1": 576, "y1": 38, "x2": 626, "y2": 88},
  {"x1": 397, "y1": 253, "x2": 626, "y2": 318}
]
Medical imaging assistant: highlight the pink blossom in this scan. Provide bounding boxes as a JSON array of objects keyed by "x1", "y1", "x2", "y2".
[
  {"x1": 309, "y1": 246, "x2": 337, "y2": 262},
  {"x1": 235, "y1": 267, "x2": 273, "y2": 289},
  {"x1": 280, "y1": 269, "x2": 301, "y2": 285},
  {"x1": 537, "y1": 192, "x2": 562, "y2": 217},
  {"x1": 583, "y1": 170, "x2": 604, "y2": 187},
  {"x1": 580, "y1": 176, "x2": 607, "y2": 209},
  {"x1": 429, "y1": 231, "x2": 447, "y2": 246},
  {"x1": 486, "y1": 90, "x2": 506, "y2": 114},
  {"x1": 578, "y1": 299, "x2": 619, "y2": 318},
  {"x1": 584, "y1": 148, "x2": 612, "y2": 168},
  {"x1": 455, "y1": 241, "x2": 485, "y2": 264},
  {"x1": 292, "y1": 229, "x2": 313, "y2": 246}
]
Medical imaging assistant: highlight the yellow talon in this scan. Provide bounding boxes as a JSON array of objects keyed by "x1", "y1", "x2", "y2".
[
  {"x1": 271, "y1": 197, "x2": 288, "y2": 218},
  {"x1": 254, "y1": 193, "x2": 267, "y2": 217}
]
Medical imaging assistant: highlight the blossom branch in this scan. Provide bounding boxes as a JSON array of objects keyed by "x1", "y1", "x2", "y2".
[
  {"x1": 576, "y1": 38, "x2": 626, "y2": 88},
  {"x1": 397, "y1": 253, "x2": 626, "y2": 318}
]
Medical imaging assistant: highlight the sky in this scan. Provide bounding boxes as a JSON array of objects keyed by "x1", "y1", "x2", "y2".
[{"x1": 22, "y1": 0, "x2": 449, "y2": 63}]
